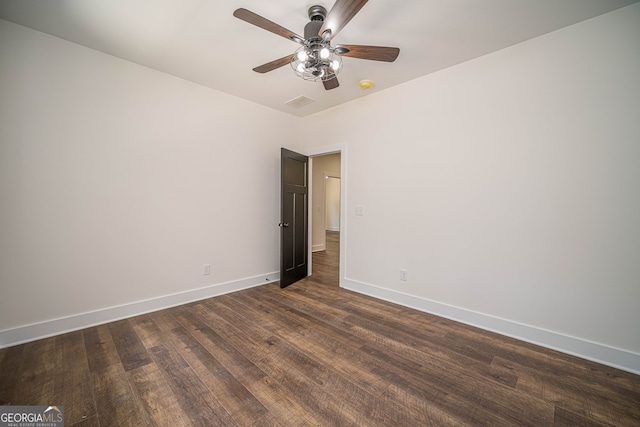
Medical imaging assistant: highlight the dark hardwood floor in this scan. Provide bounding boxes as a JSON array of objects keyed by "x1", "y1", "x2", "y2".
[
  {"x1": 1, "y1": 230, "x2": 639, "y2": 426},
  {"x1": 310, "y1": 230, "x2": 340, "y2": 287}
]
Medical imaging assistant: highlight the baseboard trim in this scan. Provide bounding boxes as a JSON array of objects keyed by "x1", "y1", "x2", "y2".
[
  {"x1": 0, "y1": 272, "x2": 280, "y2": 349},
  {"x1": 342, "y1": 278, "x2": 640, "y2": 375},
  {"x1": 312, "y1": 244, "x2": 326, "y2": 252}
]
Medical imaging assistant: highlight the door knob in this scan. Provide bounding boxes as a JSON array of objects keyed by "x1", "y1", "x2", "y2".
[{"x1": 279, "y1": 223, "x2": 290, "y2": 227}]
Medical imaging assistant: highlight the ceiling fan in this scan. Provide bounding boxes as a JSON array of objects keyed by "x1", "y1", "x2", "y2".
[{"x1": 233, "y1": 0, "x2": 400, "y2": 90}]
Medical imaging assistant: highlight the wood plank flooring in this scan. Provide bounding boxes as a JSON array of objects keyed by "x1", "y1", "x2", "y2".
[
  {"x1": 1, "y1": 231, "x2": 639, "y2": 426},
  {"x1": 310, "y1": 230, "x2": 339, "y2": 286}
]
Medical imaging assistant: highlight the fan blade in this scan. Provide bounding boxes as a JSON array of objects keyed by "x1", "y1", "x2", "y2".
[
  {"x1": 322, "y1": 69, "x2": 340, "y2": 90},
  {"x1": 253, "y1": 54, "x2": 294, "y2": 73},
  {"x1": 319, "y1": 0, "x2": 369, "y2": 41},
  {"x1": 233, "y1": 8, "x2": 304, "y2": 44},
  {"x1": 335, "y1": 44, "x2": 400, "y2": 62}
]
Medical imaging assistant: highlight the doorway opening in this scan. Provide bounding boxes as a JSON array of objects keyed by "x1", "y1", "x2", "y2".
[{"x1": 309, "y1": 152, "x2": 342, "y2": 287}]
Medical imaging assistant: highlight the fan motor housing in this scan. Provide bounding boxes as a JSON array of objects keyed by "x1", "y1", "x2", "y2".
[
  {"x1": 304, "y1": 5, "x2": 326, "y2": 41},
  {"x1": 304, "y1": 20, "x2": 324, "y2": 41}
]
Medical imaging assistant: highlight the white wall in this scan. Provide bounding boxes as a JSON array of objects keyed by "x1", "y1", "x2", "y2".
[
  {"x1": 301, "y1": 4, "x2": 640, "y2": 372},
  {"x1": 325, "y1": 177, "x2": 340, "y2": 232},
  {"x1": 0, "y1": 19, "x2": 296, "y2": 340}
]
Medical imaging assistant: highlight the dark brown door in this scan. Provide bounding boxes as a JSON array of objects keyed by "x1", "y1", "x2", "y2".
[{"x1": 280, "y1": 148, "x2": 308, "y2": 288}]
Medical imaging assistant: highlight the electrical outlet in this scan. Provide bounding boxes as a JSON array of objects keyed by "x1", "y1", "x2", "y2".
[
  {"x1": 203, "y1": 264, "x2": 211, "y2": 276},
  {"x1": 400, "y1": 269, "x2": 408, "y2": 281},
  {"x1": 355, "y1": 205, "x2": 365, "y2": 216}
]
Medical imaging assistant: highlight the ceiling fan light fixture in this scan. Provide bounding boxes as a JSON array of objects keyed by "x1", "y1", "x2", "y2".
[
  {"x1": 291, "y1": 44, "x2": 342, "y2": 82},
  {"x1": 234, "y1": 3, "x2": 399, "y2": 91}
]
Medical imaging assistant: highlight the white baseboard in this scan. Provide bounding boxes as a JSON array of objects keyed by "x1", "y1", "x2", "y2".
[
  {"x1": 342, "y1": 278, "x2": 640, "y2": 375},
  {"x1": 312, "y1": 244, "x2": 326, "y2": 252},
  {"x1": 0, "y1": 272, "x2": 280, "y2": 349},
  {"x1": 326, "y1": 227, "x2": 340, "y2": 232}
]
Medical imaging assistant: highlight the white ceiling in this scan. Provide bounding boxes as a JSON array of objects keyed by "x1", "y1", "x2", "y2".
[{"x1": 1, "y1": 0, "x2": 637, "y2": 117}]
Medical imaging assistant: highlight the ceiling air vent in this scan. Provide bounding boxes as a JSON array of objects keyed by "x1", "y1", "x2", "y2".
[{"x1": 285, "y1": 95, "x2": 315, "y2": 109}]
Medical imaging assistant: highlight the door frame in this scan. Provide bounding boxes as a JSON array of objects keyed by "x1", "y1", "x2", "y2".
[{"x1": 306, "y1": 144, "x2": 347, "y2": 287}]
